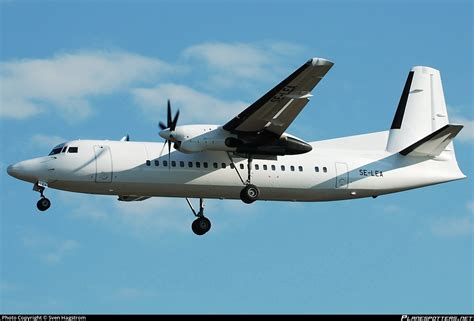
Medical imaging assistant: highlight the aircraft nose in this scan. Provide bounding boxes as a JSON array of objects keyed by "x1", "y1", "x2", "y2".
[
  {"x1": 7, "y1": 163, "x2": 19, "y2": 178},
  {"x1": 6, "y1": 159, "x2": 43, "y2": 183}
]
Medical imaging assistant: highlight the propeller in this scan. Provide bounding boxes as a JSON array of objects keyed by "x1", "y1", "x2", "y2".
[
  {"x1": 158, "y1": 99, "x2": 180, "y2": 169},
  {"x1": 159, "y1": 100, "x2": 180, "y2": 131}
]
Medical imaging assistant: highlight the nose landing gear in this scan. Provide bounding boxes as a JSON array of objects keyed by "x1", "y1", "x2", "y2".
[
  {"x1": 33, "y1": 181, "x2": 51, "y2": 212},
  {"x1": 37, "y1": 197, "x2": 51, "y2": 211}
]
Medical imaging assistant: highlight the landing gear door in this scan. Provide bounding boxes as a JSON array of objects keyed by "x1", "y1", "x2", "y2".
[
  {"x1": 94, "y1": 145, "x2": 113, "y2": 183},
  {"x1": 335, "y1": 162, "x2": 349, "y2": 189}
]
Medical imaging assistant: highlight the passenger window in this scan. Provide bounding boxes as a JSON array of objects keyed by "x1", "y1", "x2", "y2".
[
  {"x1": 213, "y1": 162, "x2": 218, "y2": 169},
  {"x1": 146, "y1": 160, "x2": 151, "y2": 166},
  {"x1": 180, "y1": 161, "x2": 185, "y2": 167},
  {"x1": 315, "y1": 166, "x2": 319, "y2": 172},
  {"x1": 163, "y1": 160, "x2": 168, "y2": 167},
  {"x1": 155, "y1": 160, "x2": 159, "y2": 166},
  {"x1": 203, "y1": 162, "x2": 208, "y2": 168},
  {"x1": 271, "y1": 165, "x2": 276, "y2": 171},
  {"x1": 230, "y1": 163, "x2": 235, "y2": 169},
  {"x1": 299, "y1": 166, "x2": 303, "y2": 172},
  {"x1": 323, "y1": 167, "x2": 327, "y2": 173},
  {"x1": 68, "y1": 147, "x2": 78, "y2": 153},
  {"x1": 255, "y1": 164, "x2": 259, "y2": 170},
  {"x1": 240, "y1": 164, "x2": 244, "y2": 170},
  {"x1": 171, "y1": 161, "x2": 176, "y2": 167},
  {"x1": 222, "y1": 163, "x2": 226, "y2": 169},
  {"x1": 196, "y1": 162, "x2": 201, "y2": 168},
  {"x1": 188, "y1": 161, "x2": 193, "y2": 168},
  {"x1": 290, "y1": 165, "x2": 295, "y2": 171},
  {"x1": 281, "y1": 165, "x2": 285, "y2": 171},
  {"x1": 263, "y1": 164, "x2": 267, "y2": 170}
]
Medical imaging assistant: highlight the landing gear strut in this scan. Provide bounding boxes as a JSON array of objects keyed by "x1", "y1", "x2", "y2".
[
  {"x1": 240, "y1": 156, "x2": 259, "y2": 204},
  {"x1": 34, "y1": 182, "x2": 51, "y2": 212},
  {"x1": 186, "y1": 198, "x2": 211, "y2": 236}
]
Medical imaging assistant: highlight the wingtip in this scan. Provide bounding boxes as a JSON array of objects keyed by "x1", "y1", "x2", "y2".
[{"x1": 307, "y1": 57, "x2": 334, "y2": 66}]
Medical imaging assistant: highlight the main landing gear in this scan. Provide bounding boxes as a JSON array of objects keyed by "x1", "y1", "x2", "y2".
[
  {"x1": 34, "y1": 182, "x2": 51, "y2": 212},
  {"x1": 239, "y1": 156, "x2": 260, "y2": 204},
  {"x1": 186, "y1": 198, "x2": 211, "y2": 236}
]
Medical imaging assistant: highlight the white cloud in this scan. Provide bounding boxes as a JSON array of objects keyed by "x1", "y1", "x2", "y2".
[
  {"x1": 59, "y1": 192, "x2": 191, "y2": 235},
  {"x1": 30, "y1": 134, "x2": 68, "y2": 150},
  {"x1": 1, "y1": 50, "x2": 172, "y2": 120},
  {"x1": 451, "y1": 115, "x2": 473, "y2": 143},
  {"x1": 467, "y1": 201, "x2": 474, "y2": 213},
  {"x1": 1, "y1": 42, "x2": 305, "y2": 123},
  {"x1": 58, "y1": 189, "x2": 260, "y2": 237},
  {"x1": 132, "y1": 83, "x2": 247, "y2": 124},
  {"x1": 382, "y1": 204, "x2": 401, "y2": 214},
  {"x1": 61, "y1": 193, "x2": 110, "y2": 221},
  {"x1": 115, "y1": 287, "x2": 154, "y2": 300},
  {"x1": 116, "y1": 288, "x2": 142, "y2": 299},
  {"x1": 20, "y1": 229, "x2": 80, "y2": 264},
  {"x1": 0, "y1": 281, "x2": 19, "y2": 293},
  {"x1": 115, "y1": 197, "x2": 194, "y2": 235},
  {"x1": 182, "y1": 41, "x2": 305, "y2": 88},
  {"x1": 431, "y1": 215, "x2": 473, "y2": 237},
  {"x1": 43, "y1": 239, "x2": 80, "y2": 264},
  {"x1": 184, "y1": 42, "x2": 269, "y2": 79}
]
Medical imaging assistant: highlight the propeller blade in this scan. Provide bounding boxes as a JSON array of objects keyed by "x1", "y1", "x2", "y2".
[
  {"x1": 167, "y1": 99, "x2": 172, "y2": 128},
  {"x1": 158, "y1": 140, "x2": 167, "y2": 158},
  {"x1": 168, "y1": 140, "x2": 171, "y2": 169},
  {"x1": 158, "y1": 100, "x2": 179, "y2": 162},
  {"x1": 170, "y1": 110, "x2": 180, "y2": 131}
]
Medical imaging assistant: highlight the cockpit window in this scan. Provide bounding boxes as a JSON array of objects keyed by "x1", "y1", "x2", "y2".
[
  {"x1": 48, "y1": 143, "x2": 66, "y2": 156},
  {"x1": 68, "y1": 147, "x2": 78, "y2": 153}
]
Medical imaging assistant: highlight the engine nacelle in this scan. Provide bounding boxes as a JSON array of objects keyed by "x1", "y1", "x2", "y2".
[
  {"x1": 235, "y1": 136, "x2": 312, "y2": 155},
  {"x1": 168, "y1": 124, "x2": 312, "y2": 156},
  {"x1": 172, "y1": 125, "x2": 239, "y2": 153},
  {"x1": 176, "y1": 138, "x2": 237, "y2": 153}
]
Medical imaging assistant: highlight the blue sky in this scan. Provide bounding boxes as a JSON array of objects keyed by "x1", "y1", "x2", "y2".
[{"x1": 1, "y1": 0, "x2": 473, "y2": 314}]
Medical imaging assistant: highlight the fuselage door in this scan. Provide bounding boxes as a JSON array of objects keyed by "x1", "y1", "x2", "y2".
[
  {"x1": 94, "y1": 145, "x2": 113, "y2": 183},
  {"x1": 335, "y1": 162, "x2": 349, "y2": 188}
]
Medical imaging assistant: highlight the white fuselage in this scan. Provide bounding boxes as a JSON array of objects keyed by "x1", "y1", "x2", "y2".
[{"x1": 7, "y1": 130, "x2": 465, "y2": 202}]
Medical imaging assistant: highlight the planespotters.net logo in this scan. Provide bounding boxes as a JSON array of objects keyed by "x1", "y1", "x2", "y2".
[
  {"x1": 402, "y1": 316, "x2": 474, "y2": 321},
  {"x1": 2, "y1": 317, "x2": 86, "y2": 321}
]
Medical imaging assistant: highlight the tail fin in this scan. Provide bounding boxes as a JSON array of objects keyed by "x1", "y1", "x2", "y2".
[{"x1": 386, "y1": 66, "x2": 452, "y2": 153}]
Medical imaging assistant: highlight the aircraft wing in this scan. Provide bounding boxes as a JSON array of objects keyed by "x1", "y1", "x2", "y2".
[{"x1": 223, "y1": 57, "x2": 334, "y2": 137}]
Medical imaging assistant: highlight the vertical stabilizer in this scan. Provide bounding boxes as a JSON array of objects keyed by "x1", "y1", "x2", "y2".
[{"x1": 386, "y1": 66, "x2": 450, "y2": 152}]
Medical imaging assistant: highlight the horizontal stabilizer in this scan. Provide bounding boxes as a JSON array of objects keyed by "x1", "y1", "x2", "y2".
[{"x1": 399, "y1": 124, "x2": 463, "y2": 157}]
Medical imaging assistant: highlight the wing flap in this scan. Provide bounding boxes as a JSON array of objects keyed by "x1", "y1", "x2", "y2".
[
  {"x1": 399, "y1": 124, "x2": 463, "y2": 157},
  {"x1": 223, "y1": 57, "x2": 333, "y2": 136}
]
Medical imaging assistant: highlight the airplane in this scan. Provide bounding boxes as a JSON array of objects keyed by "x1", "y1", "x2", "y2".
[{"x1": 6, "y1": 57, "x2": 466, "y2": 236}]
